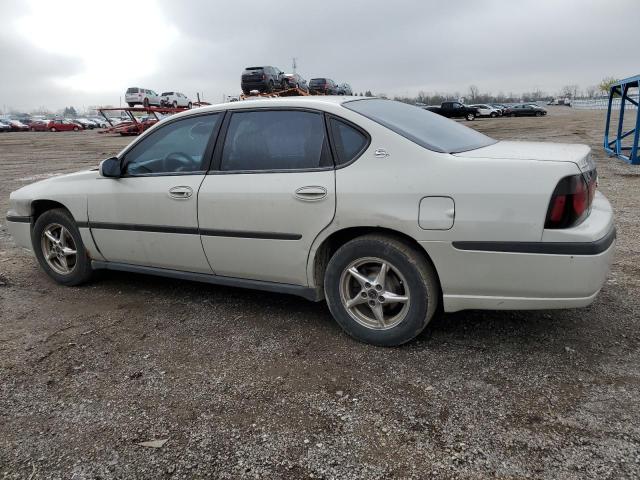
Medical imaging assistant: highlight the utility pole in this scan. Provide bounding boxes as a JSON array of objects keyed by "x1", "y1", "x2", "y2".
[{"x1": 292, "y1": 57, "x2": 297, "y2": 73}]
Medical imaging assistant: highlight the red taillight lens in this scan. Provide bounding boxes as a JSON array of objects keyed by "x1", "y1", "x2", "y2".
[
  {"x1": 545, "y1": 170, "x2": 597, "y2": 229},
  {"x1": 549, "y1": 195, "x2": 567, "y2": 223}
]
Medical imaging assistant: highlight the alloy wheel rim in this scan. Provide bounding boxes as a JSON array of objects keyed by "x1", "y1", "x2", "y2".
[
  {"x1": 339, "y1": 257, "x2": 410, "y2": 330},
  {"x1": 41, "y1": 223, "x2": 77, "y2": 275}
]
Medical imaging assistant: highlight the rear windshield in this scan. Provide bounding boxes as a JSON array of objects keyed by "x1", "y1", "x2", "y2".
[
  {"x1": 343, "y1": 99, "x2": 496, "y2": 153},
  {"x1": 244, "y1": 67, "x2": 264, "y2": 72},
  {"x1": 310, "y1": 78, "x2": 326, "y2": 84},
  {"x1": 126, "y1": 88, "x2": 139, "y2": 93}
]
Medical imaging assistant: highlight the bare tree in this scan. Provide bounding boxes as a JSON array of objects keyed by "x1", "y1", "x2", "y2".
[
  {"x1": 468, "y1": 85, "x2": 479, "y2": 102},
  {"x1": 585, "y1": 85, "x2": 598, "y2": 98}
]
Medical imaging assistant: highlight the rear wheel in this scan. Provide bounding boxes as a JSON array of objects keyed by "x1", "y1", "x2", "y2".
[
  {"x1": 187, "y1": 102, "x2": 192, "y2": 109},
  {"x1": 128, "y1": 102, "x2": 134, "y2": 107},
  {"x1": 267, "y1": 80, "x2": 274, "y2": 93},
  {"x1": 30, "y1": 127, "x2": 36, "y2": 132},
  {"x1": 324, "y1": 235, "x2": 440, "y2": 346},
  {"x1": 73, "y1": 126, "x2": 79, "y2": 131},
  {"x1": 536, "y1": 111, "x2": 543, "y2": 117},
  {"x1": 465, "y1": 112, "x2": 475, "y2": 121},
  {"x1": 172, "y1": 101, "x2": 178, "y2": 108},
  {"x1": 50, "y1": 127, "x2": 57, "y2": 132},
  {"x1": 32, "y1": 209, "x2": 93, "y2": 286},
  {"x1": 143, "y1": 98, "x2": 150, "y2": 108},
  {"x1": 490, "y1": 112, "x2": 497, "y2": 118}
]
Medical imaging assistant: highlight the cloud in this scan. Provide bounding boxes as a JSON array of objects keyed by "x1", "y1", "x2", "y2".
[{"x1": 0, "y1": 0, "x2": 637, "y2": 111}]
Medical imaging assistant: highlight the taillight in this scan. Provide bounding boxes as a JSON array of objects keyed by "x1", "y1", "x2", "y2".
[
  {"x1": 545, "y1": 170, "x2": 597, "y2": 229},
  {"x1": 262, "y1": 74, "x2": 266, "y2": 80}
]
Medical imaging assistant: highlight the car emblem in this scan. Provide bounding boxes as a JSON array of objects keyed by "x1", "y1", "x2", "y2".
[{"x1": 374, "y1": 148, "x2": 390, "y2": 158}]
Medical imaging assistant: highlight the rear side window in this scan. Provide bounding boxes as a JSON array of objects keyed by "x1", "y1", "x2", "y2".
[
  {"x1": 124, "y1": 114, "x2": 221, "y2": 175},
  {"x1": 329, "y1": 118, "x2": 369, "y2": 165},
  {"x1": 221, "y1": 110, "x2": 331, "y2": 171}
]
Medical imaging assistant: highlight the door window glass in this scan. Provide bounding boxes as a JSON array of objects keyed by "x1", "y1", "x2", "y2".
[
  {"x1": 221, "y1": 110, "x2": 330, "y2": 171},
  {"x1": 329, "y1": 118, "x2": 369, "y2": 165},
  {"x1": 124, "y1": 114, "x2": 220, "y2": 175}
]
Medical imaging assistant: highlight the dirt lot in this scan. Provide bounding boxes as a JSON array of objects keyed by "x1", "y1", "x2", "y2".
[{"x1": 1, "y1": 107, "x2": 639, "y2": 479}]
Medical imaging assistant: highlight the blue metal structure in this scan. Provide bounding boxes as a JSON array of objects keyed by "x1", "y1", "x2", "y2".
[{"x1": 604, "y1": 74, "x2": 640, "y2": 165}]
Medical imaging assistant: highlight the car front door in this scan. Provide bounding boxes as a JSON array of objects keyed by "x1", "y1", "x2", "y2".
[
  {"x1": 88, "y1": 113, "x2": 222, "y2": 272},
  {"x1": 197, "y1": 108, "x2": 336, "y2": 285}
]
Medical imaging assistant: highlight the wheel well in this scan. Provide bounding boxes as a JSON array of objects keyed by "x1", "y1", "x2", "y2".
[
  {"x1": 312, "y1": 227, "x2": 442, "y2": 297},
  {"x1": 31, "y1": 200, "x2": 69, "y2": 220}
]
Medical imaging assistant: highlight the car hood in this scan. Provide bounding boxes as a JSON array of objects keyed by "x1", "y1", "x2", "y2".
[{"x1": 453, "y1": 140, "x2": 594, "y2": 172}]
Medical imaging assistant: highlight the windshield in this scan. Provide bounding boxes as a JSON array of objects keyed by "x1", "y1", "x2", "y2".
[{"x1": 343, "y1": 99, "x2": 496, "y2": 153}]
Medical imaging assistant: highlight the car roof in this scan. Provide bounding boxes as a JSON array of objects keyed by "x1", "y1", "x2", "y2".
[{"x1": 189, "y1": 96, "x2": 360, "y2": 113}]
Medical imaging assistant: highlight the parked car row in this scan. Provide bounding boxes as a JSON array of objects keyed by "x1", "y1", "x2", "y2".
[
  {"x1": 240, "y1": 65, "x2": 353, "y2": 96},
  {"x1": 0, "y1": 116, "x2": 118, "y2": 132},
  {"x1": 125, "y1": 88, "x2": 193, "y2": 108},
  {"x1": 425, "y1": 101, "x2": 547, "y2": 120}
]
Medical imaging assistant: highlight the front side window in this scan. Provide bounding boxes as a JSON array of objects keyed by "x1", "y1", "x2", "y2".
[
  {"x1": 124, "y1": 114, "x2": 221, "y2": 175},
  {"x1": 221, "y1": 110, "x2": 331, "y2": 171},
  {"x1": 329, "y1": 118, "x2": 369, "y2": 165}
]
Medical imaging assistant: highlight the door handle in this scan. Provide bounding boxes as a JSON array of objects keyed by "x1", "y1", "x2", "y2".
[
  {"x1": 294, "y1": 186, "x2": 327, "y2": 201},
  {"x1": 168, "y1": 186, "x2": 193, "y2": 199}
]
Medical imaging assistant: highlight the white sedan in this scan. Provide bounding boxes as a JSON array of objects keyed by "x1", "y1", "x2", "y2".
[
  {"x1": 470, "y1": 104, "x2": 501, "y2": 118},
  {"x1": 6, "y1": 97, "x2": 615, "y2": 346}
]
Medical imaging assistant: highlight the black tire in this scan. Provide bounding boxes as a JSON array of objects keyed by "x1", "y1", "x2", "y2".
[
  {"x1": 267, "y1": 80, "x2": 274, "y2": 93},
  {"x1": 143, "y1": 98, "x2": 150, "y2": 108},
  {"x1": 128, "y1": 102, "x2": 135, "y2": 107},
  {"x1": 490, "y1": 112, "x2": 497, "y2": 118},
  {"x1": 172, "y1": 101, "x2": 178, "y2": 108},
  {"x1": 187, "y1": 102, "x2": 192, "y2": 109},
  {"x1": 510, "y1": 113, "x2": 516, "y2": 117},
  {"x1": 31, "y1": 208, "x2": 93, "y2": 286},
  {"x1": 324, "y1": 234, "x2": 440, "y2": 346},
  {"x1": 73, "y1": 126, "x2": 79, "y2": 131},
  {"x1": 50, "y1": 127, "x2": 57, "y2": 132},
  {"x1": 466, "y1": 112, "x2": 475, "y2": 121},
  {"x1": 536, "y1": 111, "x2": 543, "y2": 117}
]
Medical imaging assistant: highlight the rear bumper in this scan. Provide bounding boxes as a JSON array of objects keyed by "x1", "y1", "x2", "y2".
[
  {"x1": 439, "y1": 237, "x2": 615, "y2": 312},
  {"x1": 241, "y1": 81, "x2": 268, "y2": 91}
]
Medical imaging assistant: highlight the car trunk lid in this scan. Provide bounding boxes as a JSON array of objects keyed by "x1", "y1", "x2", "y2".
[{"x1": 453, "y1": 140, "x2": 595, "y2": 172}]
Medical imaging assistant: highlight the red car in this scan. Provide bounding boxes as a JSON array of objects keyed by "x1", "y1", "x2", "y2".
[{"x1": 31, "y1": 120, "x2": 81, "y2": 132}]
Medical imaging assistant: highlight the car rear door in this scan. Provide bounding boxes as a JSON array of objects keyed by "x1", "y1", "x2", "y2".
[
  {"x1": 197, "y1": 108, "x2": 336, "y2": 286},
  {"x1": 88, "y1": 113, "x2": 222, "y2": 272}
]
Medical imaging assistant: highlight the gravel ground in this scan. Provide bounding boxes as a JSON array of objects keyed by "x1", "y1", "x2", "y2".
[{"x1": 0, "y1": 107, "x2": 639, "y2": 479}]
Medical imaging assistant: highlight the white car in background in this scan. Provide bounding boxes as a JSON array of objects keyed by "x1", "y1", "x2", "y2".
[
  {"x1": 6, "y1": 97, "x2": 615, "y2": 346},
  {"x1": 160, "y1": 92, "x2": 193, "y2": 109},
  {"x1": 470, "y1": 104, "x2": 501, "y2": 118},
  {"x1": 125, "y1": 87, "x2": 161, "y2": 108}
]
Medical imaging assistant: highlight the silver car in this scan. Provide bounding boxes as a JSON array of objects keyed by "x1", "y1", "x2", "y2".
[{"x1": 6, "y1": 97, "x2": 615, "y2": 346}]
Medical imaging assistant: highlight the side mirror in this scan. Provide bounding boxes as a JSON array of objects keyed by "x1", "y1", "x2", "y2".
[{"x1": 99, "y1": 156, "x2": 122, "y2": 178}]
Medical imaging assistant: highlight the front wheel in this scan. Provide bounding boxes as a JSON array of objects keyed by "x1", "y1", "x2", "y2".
[
  {"x1": 32, "y1": 208, "x2": 93, "y2": 286},
  {"x1": 187, "y1": 102, "x2": 192, "y2": 109},
  {"x1": 465, "y1": 113, "x2": 475, "y2": 121},
  {"x1": 50, "y1": 127, "x2": 57, "y2": 132},
  {"x1": 536, "y1": 111, "x2": 543, "y2": 117},
  {"x1": 490, "y1": 112, "x2": 497, "y2": 118},
  {"x1": 73, "y1": 126, "x2": 79, "y2": 131},
  {"x1": 324, "y1": 235, "x2": 440, "y2": 346}
]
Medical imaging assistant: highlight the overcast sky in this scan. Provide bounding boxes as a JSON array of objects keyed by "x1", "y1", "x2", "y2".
[{"x1": 0, "y1": 0, "x2": 636, "y2": 111}]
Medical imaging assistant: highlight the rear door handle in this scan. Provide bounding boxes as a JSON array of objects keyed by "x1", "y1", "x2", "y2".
[
  {"x1": 294, "y1": 186, "x2": 327, "y2": 201},
  {"x1": 168, "y1": 186, "x2": 193, "y2": 199}
]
